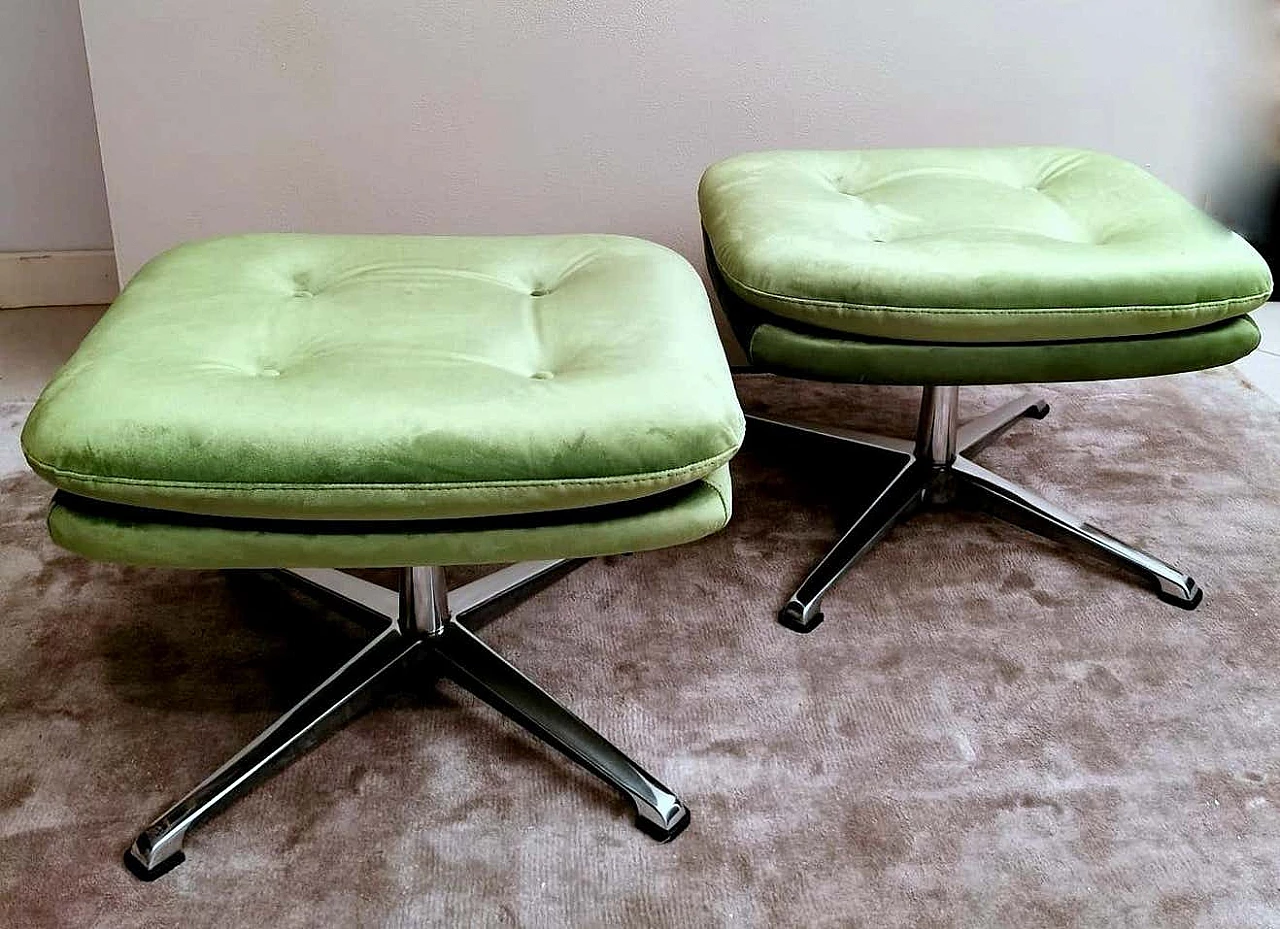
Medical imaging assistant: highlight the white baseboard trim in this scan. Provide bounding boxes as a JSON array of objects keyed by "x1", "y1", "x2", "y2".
[{"x1": 0, "y1": 249, "x2": 119, "y2": 308}]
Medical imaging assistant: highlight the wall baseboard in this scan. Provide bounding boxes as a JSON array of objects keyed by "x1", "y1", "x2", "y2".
[{"x1": 0, "y1": 250, "x2": 119, "y2": 308}]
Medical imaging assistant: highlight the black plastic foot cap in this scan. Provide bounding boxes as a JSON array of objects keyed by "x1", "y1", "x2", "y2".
[
  {"x1": 124, "y1": 848, "x2": 185, "y2": 882},
  {"x1": 778, "y1": 603, "x2": 824, "y2": 633},
  {"x1": 636, "y1": 807, "x2": 691, "y2": 843},
  {"x1": 1157, "y1": 581, "x2": 1204, "y2": 611},
  {"x1": 1028, "y1": 401, "x2": 1051, "y2": 419}
]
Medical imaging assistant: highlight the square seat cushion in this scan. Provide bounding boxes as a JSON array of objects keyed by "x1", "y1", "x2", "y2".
[
  {"x1": 699, "y1": 147, "x2": 1272, "y2": 343},
  {"x1": 22, "y1": 234, "x2": 745, "y2": 521}
]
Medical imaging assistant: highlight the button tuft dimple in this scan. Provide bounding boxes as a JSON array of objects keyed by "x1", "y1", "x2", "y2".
[
  {"x1": 259, "y1": 368, "x2": 281, "y2": 378},
  {"x1": 294, "y1": 290, "x2": 312, "y2": 298},
  {"x1": 531, "y1": 370, "x2": 554, "y2": 380},
  {"x1": 530, "y1": 288, "x2": 550, "y2": 298}
]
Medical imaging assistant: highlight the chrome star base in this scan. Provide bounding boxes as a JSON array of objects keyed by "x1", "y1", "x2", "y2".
[
  {"x1": 125, "y1": 560, "x2": 688, "y2": 880},
  {"x1": 754, "y1": 385, "x2": 1202, "y2": 633}
]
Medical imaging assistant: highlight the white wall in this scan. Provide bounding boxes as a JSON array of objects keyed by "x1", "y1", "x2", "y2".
[
  {"x1": 1, "y1": 0, "x2": 112, "y2": 252},
  {"x1": 80, "y1": 0, "x2": 1272, "y2": 283}
]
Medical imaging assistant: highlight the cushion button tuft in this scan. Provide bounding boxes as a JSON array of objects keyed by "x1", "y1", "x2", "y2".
[
  {"x1": 531, "y1": 370, "x2": 554, "y2": 380},
  {"x1": 295, "y1": 290, "x2": 312, "y2": 298},
  {"x1": 530, "y1": 288, "x2": 550, "y2": 297}
]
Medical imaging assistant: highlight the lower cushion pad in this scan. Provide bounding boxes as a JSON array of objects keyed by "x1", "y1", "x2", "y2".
[{"x1": 47, "y1": 467, "x2": 732, "y2": 569}]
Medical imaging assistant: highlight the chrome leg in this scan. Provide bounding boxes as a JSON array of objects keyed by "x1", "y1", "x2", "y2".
[
  {"x1": 125, "y1": 624, "x2": 422, "y2": 880},
  {"x1": 400, "y1": 565, "x2": 449, "y2": 636},
  {"x1": 915, "y1": 386, "x2": 960, "y2": 465},
  {"x1": 126, "y1": 557, "x2": 682, "y2": 880},
  {"x1": 449, "y1": 559, "x2": 585, "y2": 625},
  {"x1": 957, "y1": 392, "x2": 1051, "y2": 457},
  {"x1": 952, "y1": 456, "x2": 1202, "y2": 608},
  {"x1": 432, "y1": 620, "x2": 689, "y2": 840},
  {"x1": 779, "y1": 456, "x2": 931, "y2": 632},
  {"x1": 746, "y1": 412, "x2": 916, "y2": 457},
  {"x1": 278, "y1": 567, "x2": 398, "y2": 624}
]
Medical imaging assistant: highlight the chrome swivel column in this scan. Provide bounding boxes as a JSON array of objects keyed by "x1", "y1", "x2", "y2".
[
  {"x1": 757, "y1": 384, "x2": 1201, "y2": 633},
  {"x1": 915, "y1": 384, "x2": 959, "y2": 468},
  {"x1": 125, "y1": 560, "x2": 688, "y2": 881}
]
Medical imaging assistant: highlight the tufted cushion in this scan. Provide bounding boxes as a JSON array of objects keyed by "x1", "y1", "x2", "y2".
[
  {"x1": 22, "y1": 234, "x2": 744, "y2": 521},
  {"x1": 699, "y1": 148, "x2": 1272, "y2": 343}
]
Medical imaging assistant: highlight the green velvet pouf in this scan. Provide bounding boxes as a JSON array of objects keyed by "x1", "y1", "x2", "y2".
[{"x1": 700, "y1": 147, "x2": 1271, "y2": 381}]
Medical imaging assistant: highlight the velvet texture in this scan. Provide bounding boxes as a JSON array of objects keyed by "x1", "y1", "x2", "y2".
[
  {"x1": 45, "y1": 467, "x2": 731, "y2": 569},
  {"x1": 22, "y1": 234, "x2": 744, "y2": 520},
  {"x1": 745, "y1": 316, "x2": 1260, "y2": 386},
  {"x1": 699, "y1": 148, "x2": 1272, "y2": 344}
]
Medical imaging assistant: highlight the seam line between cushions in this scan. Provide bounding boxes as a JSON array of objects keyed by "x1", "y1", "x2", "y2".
[{"x1": 24, "y1": 444, "x2": 742, "y2": 496}]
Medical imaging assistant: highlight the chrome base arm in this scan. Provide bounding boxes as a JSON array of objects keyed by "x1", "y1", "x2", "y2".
[
  {"x1": 956, "y1": 394, "x2": 1051, "y2": 457},
  {"x1": 951, "y1": 457, "x2": 1201, "y2": 608},
  {"x1": 276, "y1": 559, "x2": 583, "y2": 630},
  {"x1": 434, "y1": 621, "x2": 687, "y2": 840},
  {"x1": 126, "y1": 558, "x2": 687, "y2": 880},
  {"x1": 779, "y1": 456, "x2": 928, "y2": 633},
  {"x1": 759, "y1": 390, "x2": 1202, "y2": 632},
  {"x1": 745, "y1": 412, "x2": 916, "y2": 457},
  {"x1": 124, "y1": 623, "x2": 418, "y2": 881}
]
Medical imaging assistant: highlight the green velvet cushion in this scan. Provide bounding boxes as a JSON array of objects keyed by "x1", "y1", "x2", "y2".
[
  {"x1": 699, "y1": 148, "x2": 1272, "y2": 343},
  {"x1": 22, "y1": 234, "x2": 744, "y2": 521},
  {"x1": 746, "y1": 315, "x2": 1259, "y2": 386},
  {"x1": 46, "y1": 467, "x2": 731, "y2": 569}
]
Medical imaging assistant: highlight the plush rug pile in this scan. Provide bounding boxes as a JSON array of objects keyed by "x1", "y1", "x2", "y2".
[{"x1": 2, "y1": 371, "x2": 1278, "y2": 927}]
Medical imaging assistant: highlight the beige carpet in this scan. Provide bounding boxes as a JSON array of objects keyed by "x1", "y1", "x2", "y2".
[{"x1": 2, "y1": 370, "x2": 1279, "y2": 927}]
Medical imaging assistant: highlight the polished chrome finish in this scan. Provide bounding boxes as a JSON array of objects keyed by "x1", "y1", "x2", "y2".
[
  {"x1": 433, "y1": 620, "x2": 688, "y2": 838},
  {"x1": 277, "y1": 560, "x2": 585, "y2": 629},
  {"x1": 952, "y1": 456, "x2": 1201, "y2": 607},
  {"x1": 400, "y1": 565, "x2": 449, "y2": 636},
  {"x1": 779, "y1": 455, "x2": 927, "y2": 632},
  {"x1": 125, "y1": 624, "x2": 420, "y2": 880},
  {"x1": 745, "y1": 412, "x2": 915, "y2": 456},
  {"x1": 957, "y1": 392, "x2": 1051, "y2": 457},
  {"x1": 752, "y1": 385, "x2": 1204, "y2": 630},
  {"x1": 915, "y1": 386, "x2": 959, "y2": 465},
  {"x1": 126, "y1": 557, "x2": 685, "y2": 880},
  {"x1": 277, "y1": 568, "x2": 398, "y2": 623},
  {"x1": 448, "y1": 559, "x2": 581, "y2": 619}
]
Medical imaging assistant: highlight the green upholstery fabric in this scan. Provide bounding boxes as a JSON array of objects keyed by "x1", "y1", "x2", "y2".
[
  {"x1": 700, "y1": 148, "x2": 1272, "y2": 344},
  {"x1": 23, "y1": 234, "x2": 744, "y2": 521},
  {"x1": 45, "y1": 467, "x2": 731, "y2": 569},
  {"x1": 746, "y1": 315, "x2": 1260, "y2": 386}
]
